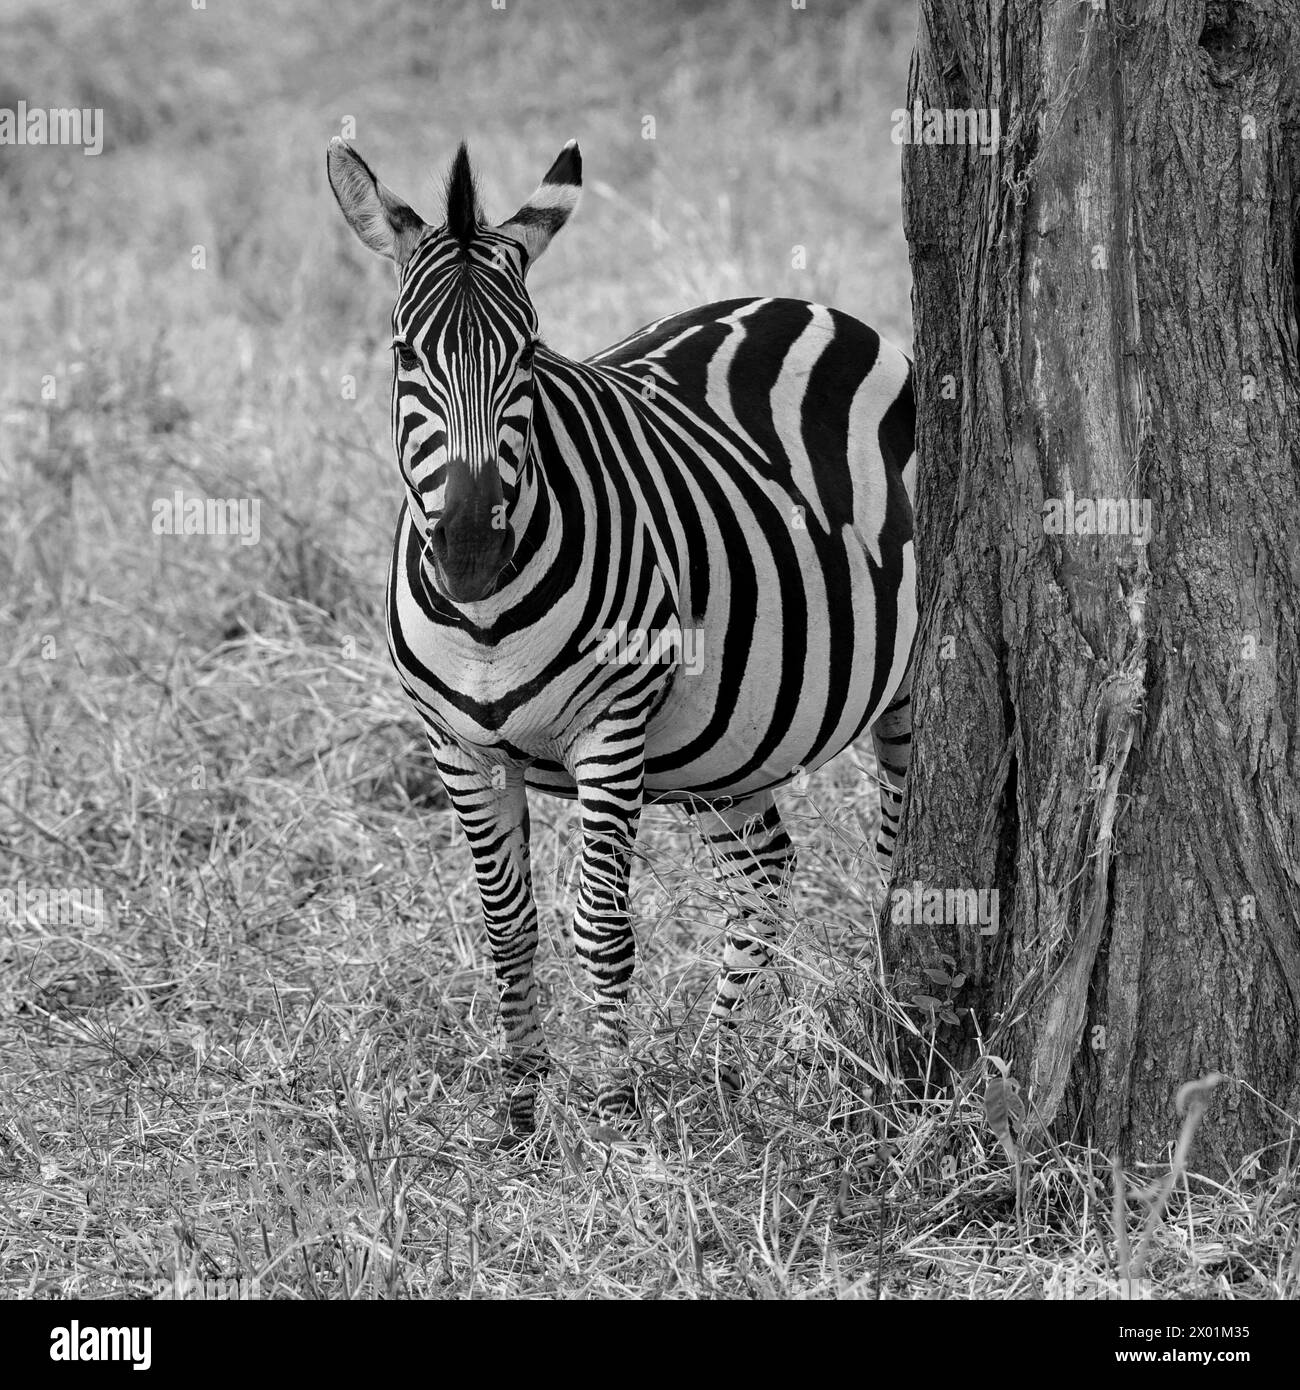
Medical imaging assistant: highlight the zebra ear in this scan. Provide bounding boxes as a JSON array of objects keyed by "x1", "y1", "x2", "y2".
[
  {"x1": 498, "y1": 140, "x2": 581, "y2": 271},
  {"x1": 327, "y1": 137, "x2": 426, "y2": 268}
]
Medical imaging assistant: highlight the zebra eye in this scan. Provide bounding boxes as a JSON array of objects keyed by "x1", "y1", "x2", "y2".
[
  {"x1": 518, "y1": 340, "x2": 538, "y2": 370},
  {"x1": 395, "y1": 343, "x2": 420, "y2": 372}
]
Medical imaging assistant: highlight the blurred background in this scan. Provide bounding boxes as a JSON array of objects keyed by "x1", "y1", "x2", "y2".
[
  {"x1": 0, "y1": 0, "x2": 916, "y2": 1294},
  {"x1": 1, "y1": 0, "x2": 913, "y2": 664}
]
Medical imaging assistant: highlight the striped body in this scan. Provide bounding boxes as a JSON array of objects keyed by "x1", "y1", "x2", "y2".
[
  {"x1": 390, "y1": 295, "x2": 917, "y2": 800},
  {"x1": 329, "y1": 137, "x2": 917, "y2": 1129}
]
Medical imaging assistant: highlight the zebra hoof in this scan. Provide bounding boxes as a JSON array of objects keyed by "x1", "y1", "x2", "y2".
[
  {"x1": 715, "y1": 1062, "x2": 743, "y2": 1098},
  {"x1": 489, "y1": 1124, "x2": 530, "y2": 1151},
  {"x1": 594, "y1": 1083, "x2": 638, "y2": 1128},
  {"x1": 503, "y1": 1092, "x2": 538, "y2": 1138}
]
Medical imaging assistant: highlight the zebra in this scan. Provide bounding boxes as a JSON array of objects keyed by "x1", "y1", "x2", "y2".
[{"x1": 327, "y1": 136, "x2": 918, "y2": 1132}]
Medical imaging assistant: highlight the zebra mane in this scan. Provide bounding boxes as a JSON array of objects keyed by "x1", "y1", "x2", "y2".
[{"x1": 443, "y1": 142, "x2": 482, "y2": 250}]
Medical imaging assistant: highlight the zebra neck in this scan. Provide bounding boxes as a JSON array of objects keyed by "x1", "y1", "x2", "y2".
[
  {"x1": 493, "y1": 411, "x2": 585, "y2": 614},
  {"x1": 488, "y1": 362, "x2": 685, "y2": 632}
]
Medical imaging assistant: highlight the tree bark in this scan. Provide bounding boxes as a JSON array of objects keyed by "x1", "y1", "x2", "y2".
[{"x1": 889, "y1": 0, "x2": 1300, "y2": 1168}]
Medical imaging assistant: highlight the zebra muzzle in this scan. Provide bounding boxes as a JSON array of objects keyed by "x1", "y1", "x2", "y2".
[{"x1": 428, "y1": 456, "x2": 515, "y2": 602}]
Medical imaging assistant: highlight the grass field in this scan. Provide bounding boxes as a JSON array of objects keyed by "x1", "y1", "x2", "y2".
[{"x1": 1, "y1": 0, "x2": 1294, "y2": 1300}]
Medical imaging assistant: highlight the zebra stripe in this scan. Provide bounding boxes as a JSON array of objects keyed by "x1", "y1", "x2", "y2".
[{"x1": 329, "y1": 138, "x2": 918, "y2": 1128}]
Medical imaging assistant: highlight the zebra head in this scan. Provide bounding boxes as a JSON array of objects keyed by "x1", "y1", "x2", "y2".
[{"x1": 327, "y1": 137, "x2": 582, "y2": 603}]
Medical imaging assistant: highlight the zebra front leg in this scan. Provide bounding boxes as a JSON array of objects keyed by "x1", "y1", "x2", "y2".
[
  {"x1": 697, "y1": 791, "x2": 796, "y2": 1094},
  {"x1": 569, "y1": 730, "x2": 645, "y2": 1123},
  {"x1": 433, "y1": 744, "x2": 548, "y2": 1134}
]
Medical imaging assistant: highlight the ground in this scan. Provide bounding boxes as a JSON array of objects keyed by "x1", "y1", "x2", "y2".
[{"x1": 0, "y1": 0, "x2": 1292, "y2": 1299}]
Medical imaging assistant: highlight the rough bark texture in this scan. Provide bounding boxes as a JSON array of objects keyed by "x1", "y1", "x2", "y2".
[{"x1": 889, "y1": 0, "x2": 1300, "y2": 1168}]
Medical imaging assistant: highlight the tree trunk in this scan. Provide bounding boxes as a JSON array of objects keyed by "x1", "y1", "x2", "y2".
[{"x1": 888, "y1": 0, "x2": 1300, "y2": 1169}]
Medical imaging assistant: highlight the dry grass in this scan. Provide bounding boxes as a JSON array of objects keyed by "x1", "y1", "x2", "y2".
[{"x1": 1, "y1": 0, "x2": 1296, "y2": 1300}]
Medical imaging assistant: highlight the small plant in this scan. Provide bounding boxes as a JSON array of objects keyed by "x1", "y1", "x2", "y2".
[
  {"x1": 984, "y1": 1056, "x2": 1028, "y2": 1260},
  {"x1": 909, "y1": 953, "x2": 966, "y2": 1028},
  {"x1": 1113, "y1": 1072, "x2": 1224, "y2": 1297}
]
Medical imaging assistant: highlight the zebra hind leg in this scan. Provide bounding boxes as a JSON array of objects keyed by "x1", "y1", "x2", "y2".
[
  {"x1": 697, "y1": 791, "x2": 796, "y2": 1097},
  {"x1": 869, "y1": 659, "x2": 914, "y2": 884}
]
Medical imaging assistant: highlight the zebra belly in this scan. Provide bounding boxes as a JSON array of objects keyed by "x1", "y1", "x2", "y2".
[
  {"x1": 642, "y1": 533, "x2": 912, "y2": 799},
  {"x1": 519, "y1": 529, "x2": 916, "y2": 803}
]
